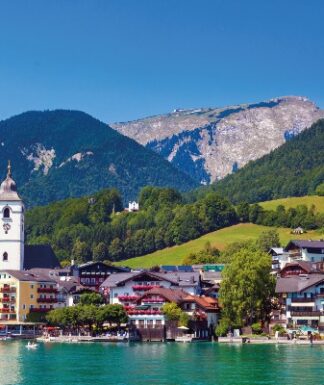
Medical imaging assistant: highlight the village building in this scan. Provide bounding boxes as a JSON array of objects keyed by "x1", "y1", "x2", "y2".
[
  {"x1": 284, "y1": 240, "x2": 324, "y2": 263},
  {"x1": 127, "y1": 287, "x2": 219, "y2": 341},
  {"x1": 0, "y1": 270, "x2": 58, "y2": 322},
  {"x1": 274, "y1": 273, "x2": 324, "y2": 331},
  {"x1": 71, "y1": 261, "x2": 129, "y2": 291},
  {"x1": 100, "y1": 270, "x2": 201, "y2": 306},
  {"x1": 126, "y1": 201, "x2": 139, "y2": 212}
]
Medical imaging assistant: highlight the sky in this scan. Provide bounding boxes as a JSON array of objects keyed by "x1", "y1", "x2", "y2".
[{"x1": 0, "y1": 0, "x2": 324, "y2": 123}]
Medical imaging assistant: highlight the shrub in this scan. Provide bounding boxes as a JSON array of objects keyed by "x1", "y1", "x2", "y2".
[
  {"x1": 272, "y1": 324, "x2": 285, "y2": 335},
  {"x1": 215, "y1": 318, "x2": 231, "y2": 337},
  {"x1": 251, "y1": 322, "x2": 263, "y2": 334}
]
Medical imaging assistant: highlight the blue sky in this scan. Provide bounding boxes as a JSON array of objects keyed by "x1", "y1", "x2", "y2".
[{"x1": 0, "y1": 0, "x2": 324, "y2": 122}]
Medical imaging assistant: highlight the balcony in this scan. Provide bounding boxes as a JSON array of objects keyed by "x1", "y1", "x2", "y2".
[
  {"x1": 37, "y1": 298, "x2": 58, "y2": 303},
  {"x1": 0, "y1": 287, "x2": 16, "y2": 293},
  {"x1": 291, "y1": 298, "x2": 315, "y2": 304},
  {"x1": 0, "y1": 308, "x2": 16, "y2": 314},
  {"x1": 291, "y1": 311, "x2": 321, "y2": 317},
  {"x1": 118, "y1": 295, "x2": 139, "y2": 302},
  {"x1": 142, "y1": 298, "x2": 165, "y2": 303},
  {"x1": 127, "y1": 309, "x2": 162, "y2": 316},
  {"x1": 132, "y1": 285, "x2": 161, "y2": 291},
  {"x1": 0, "y1": 297, "x2": 15, "y2": 303},
  {"x1": 37, "y1": 288, "x2": 58, "y2": 293},
  {"x1": 30, "y1": 308, "x2": 51, "y2": 313}
]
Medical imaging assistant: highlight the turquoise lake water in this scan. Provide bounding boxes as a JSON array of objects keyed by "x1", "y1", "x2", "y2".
[{"x1": 1, "y1": 341, "x2": 324, "y2": 385}]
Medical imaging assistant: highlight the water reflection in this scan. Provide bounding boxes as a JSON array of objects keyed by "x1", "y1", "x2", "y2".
[{"x1": 0, "y1": 341, "x2": 22, "y2": 385}]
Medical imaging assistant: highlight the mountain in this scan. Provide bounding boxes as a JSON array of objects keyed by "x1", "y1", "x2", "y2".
[
  {"x1": 212, "y1": 119, "x2": 324, "y2": 203},
  {"x1": 111, "y1": 96, "x2": 324, "y2": 184},
  {"x1": 0, "y1": 110, "x2": 198, "y2": 207}
]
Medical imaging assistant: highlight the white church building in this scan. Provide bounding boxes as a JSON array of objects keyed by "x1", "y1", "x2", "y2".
[{"x1": 0, "y1": 162, "x2": 60, "y2": 271}]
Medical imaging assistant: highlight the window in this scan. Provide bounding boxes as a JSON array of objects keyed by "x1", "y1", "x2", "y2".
[
  {"x1": 22, "y1": 304, "x2": 26, "y2": 310},
  {"x1": 3, "y1": 252, "x2": 8, "y2": 262},
  {"x1": 30, "y1": 294, "x2": 34, "y2": 299},
  {"x1": 3, "y1": 208, "x2": 10, "y2": 219},
  {"x1": 30, "y1": 285, "x2": 34, "y2": 289}
]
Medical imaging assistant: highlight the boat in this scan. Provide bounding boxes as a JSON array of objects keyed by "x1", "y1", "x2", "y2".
[
  {"x1": 26, "y1": 341, "x2": 38, "y2": 349},
  {"x1": 175, "y1": 335, "x2": 193, "y2": 343}
]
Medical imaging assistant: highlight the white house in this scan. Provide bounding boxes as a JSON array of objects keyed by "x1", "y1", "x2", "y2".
[
  {"x1": 127, "y1": 201, "x2": 139, "y2": 212},
  {"x1": 285, "y1": 240, "x2": 324, "y2": 263}
]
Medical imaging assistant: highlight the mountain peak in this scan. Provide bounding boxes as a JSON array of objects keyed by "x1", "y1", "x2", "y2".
[{"x1": 112, "y1": 96, "x2": 324, "y2": 184}]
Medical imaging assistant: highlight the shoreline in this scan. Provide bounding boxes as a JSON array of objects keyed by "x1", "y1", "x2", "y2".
[{"x1": 217, "y1": 337, "x2": 323, "y2": 345}]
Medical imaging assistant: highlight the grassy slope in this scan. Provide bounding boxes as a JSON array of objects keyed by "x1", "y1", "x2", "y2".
[
  {"x1": 259, "y1": 195, "x2": 324, "y2": 213},
  {"x1": 116, "y1": 223, "x2": 320, "y2": 269}
]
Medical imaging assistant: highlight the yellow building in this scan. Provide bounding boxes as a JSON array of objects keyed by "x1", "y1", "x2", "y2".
[{"x1": 0, "y1": 270, "x2": 58, "y2": 323}]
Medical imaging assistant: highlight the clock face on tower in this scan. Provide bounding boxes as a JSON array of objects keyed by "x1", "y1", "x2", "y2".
[{"x1": 3, "y1": 223, "x2": 11, "y2": 234}]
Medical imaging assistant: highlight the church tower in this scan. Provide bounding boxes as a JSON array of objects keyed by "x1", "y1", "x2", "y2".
[{"x1": 0, "y1": 161, "x2": 24, "y2": 270}]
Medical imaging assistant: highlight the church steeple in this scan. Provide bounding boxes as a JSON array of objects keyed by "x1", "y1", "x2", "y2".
[
  {"x1": 0, "y1": 161, "x2": 21, "y2": 201},
  {"x1": 7, "y1": 160, "x2": 11, "y2": 178}
]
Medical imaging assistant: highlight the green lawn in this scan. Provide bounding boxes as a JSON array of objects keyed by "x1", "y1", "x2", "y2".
[
  {"x1": 259, "y1": 195, "x2": 324, "y2": 213},
  {"x1": 115, "y1": 223, "x2": 320, "y2": 269}
]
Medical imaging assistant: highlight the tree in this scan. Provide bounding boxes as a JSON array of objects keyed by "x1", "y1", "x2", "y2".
[
  {"x1": 161, "y1": 302, "x2": 182, "y2": 321},
  {"x1": 219, "y1": 248, "x2": 275, "y2": 327},
  {"x1": 79, "y1": 292, "x2": 104, "y2": 306},
  {"x1": 182, "y1": 242, "x2": 220, "y2": 265},
  {"x1": 72, "y1": 239, "x2": 90, "y2": 264},
  {"x1": 92, "y1": 242, "x2": 108, "y2": 262},
  {"x1": 316, "y1": 183, "x2": 324, "y2": 196},
  {"x1": 236, "y1": 202, "x2": 250, "y2": 222},
  {"x1": 100, "y1": 304, "x2": 127, "y2": 325},
  {"x1": 108, "y1": 238, "x2": 124, "y2": 261},
  {"x1": 257, "y1": 229, "x2": 280, "y2": 252}
]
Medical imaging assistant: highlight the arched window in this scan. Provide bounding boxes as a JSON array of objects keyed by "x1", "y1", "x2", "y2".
[
  {"x1": 3, "y1": 208, "x2": 10, "y2": 219},
  {"x1": 3, "y1": 252, "x2": 8, "y2": 261}
]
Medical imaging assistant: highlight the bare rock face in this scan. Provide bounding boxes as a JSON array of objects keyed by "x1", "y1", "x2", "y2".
[{"x1": 111, "y1": 96, "x2": 324, "y2": 184}]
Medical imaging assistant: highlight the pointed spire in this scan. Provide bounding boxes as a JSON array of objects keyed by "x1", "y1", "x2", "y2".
[{"x1": 7, "y1": 160, "x2": 11, "y2": 178}]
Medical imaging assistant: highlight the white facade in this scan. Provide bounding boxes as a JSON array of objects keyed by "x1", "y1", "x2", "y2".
[
  {"x1": 0, "y1": 164, "x2": 24, "y2": 271},
  {"x1": 128, "y1": 201, "x2": 139, "y2": 212}
]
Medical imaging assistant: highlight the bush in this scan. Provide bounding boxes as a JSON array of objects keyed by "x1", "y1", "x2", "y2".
[
  {"x1": 215, "y1": 318, "x2": 231, "y2": 337},
  {"x1": 272, "y1": 324, "x2": 285, "y2": 336},
  {"x1": 251, "y1": 322, "x2": 263, "y2": 334},
  {"x1": 316, "y1": 183, "x2": 324, "y2": 196}
]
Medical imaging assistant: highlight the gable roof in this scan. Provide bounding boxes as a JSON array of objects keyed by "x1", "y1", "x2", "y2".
[
  {"x1": 285, "y1": 240, "x2": 324, "y2": 251},
  {"x1": 100, "y1": 271, "x2": 200, "y2": 288},
  {"x1": 137, "y1": 287, "x2": 219, "y2": 312},
  {"x1": 24, "y1": 245, "x2": 61, "y2": 270},
  {"x1": 1, "y1": 269, "x2": 57, "y2": 283},
  {"x1": 137, "y1": 287, "x2": 190, "y2": 303},
  {"x1": 276, "y1": 274, "x2": 324, "y2": 293},
  {"x1": 280, "y1": 261, "x2": 319, "y2": 275}
]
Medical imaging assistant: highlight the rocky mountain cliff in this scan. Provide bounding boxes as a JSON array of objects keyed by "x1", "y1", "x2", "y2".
[
  {"x1": 0, "y1": 110, "x2": 198, "y2": 207},
  {"x1": 112, "y1": 96, "x2": 324, "y2": 184}
]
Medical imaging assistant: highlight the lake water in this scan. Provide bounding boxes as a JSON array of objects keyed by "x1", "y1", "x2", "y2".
[{"x1": 1, "y1": 341, "x2": 324, "y2": 385}]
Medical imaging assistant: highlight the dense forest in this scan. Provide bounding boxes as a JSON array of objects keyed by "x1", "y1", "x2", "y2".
[
  {"x1": 0, "y1": 110, "x2": 197, "y2": 207},
  {"x1": 26, "y1": 187, "x2": 237, "y2": 264},
  {"x1": 26, "y1": 184, "x2": 324, "y2": 266},
  {"x1": 187, "y1": 119, "x2": 324, "y2": 204}
]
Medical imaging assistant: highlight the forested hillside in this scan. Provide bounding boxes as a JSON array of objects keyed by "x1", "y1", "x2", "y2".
[
  {"x1": 26, "y1": 186, "x2": 324, "y2": 266},
  {"x1": 26, "y1": 187, "x2": 237, "y2": 264},
  {"x1": 210, "y1": 119, "x2": 324, "y2": 203},
  {"x1": 0, "y1": 110, "x2": 197, "y2": 207}
]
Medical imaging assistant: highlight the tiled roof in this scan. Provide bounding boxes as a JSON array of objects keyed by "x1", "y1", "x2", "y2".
[
  {"x1": 138, "y1": 287, "x2": 189, "y2": 303},
  {"x1": 1, "y1": 270, "x2": 57, "y2": 283},
  {"x1": 100, "y1": 271, "x2": 200, "y2": 288},
  {"x1": 285, "y1": 240, "x2": 324, "y2": 250},
  {"x1": 276, "y1": 274, "x2": 324, "y2": 293}
]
